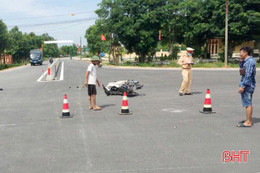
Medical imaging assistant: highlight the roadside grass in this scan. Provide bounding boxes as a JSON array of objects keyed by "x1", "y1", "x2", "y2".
[{"x1": 0, "y1": 63, "x2": 24, "y2": 71}]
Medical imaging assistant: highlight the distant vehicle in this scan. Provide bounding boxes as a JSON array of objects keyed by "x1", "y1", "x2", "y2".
[{"x1": 30, "y1": 49, "x2": 43, "y2": 66}]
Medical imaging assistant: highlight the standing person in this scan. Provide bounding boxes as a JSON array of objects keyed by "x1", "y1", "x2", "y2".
[
  {"x1": 178, "y1": 47, "x2": 195, "y2": 96},
  {"x1": 237, "y1": 47, "x2": 256, "y2": 127},
  {"x1": 85, "y1": 56, "x2": 102, "y2": 110},
  {"x1": 49, "y1": 56, "x2": 53, "y2": 64}
]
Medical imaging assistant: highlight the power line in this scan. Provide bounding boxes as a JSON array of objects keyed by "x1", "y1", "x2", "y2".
[
  {"x1": 3, "y1": 11, "x2": 95, "y2": 21},
  {"x1": 30, "y1": 20, "x2": 91, "y2": 33},
  {"x1": 7, "y1": 17, "x2": 98, "y2": 28}
]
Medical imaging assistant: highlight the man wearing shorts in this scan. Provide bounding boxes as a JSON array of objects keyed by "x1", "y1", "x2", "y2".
[
  {"x1": 237, "y1": 47, "x2": 256, "y2": 127},
  {"x1": 85, "y1": 56, "x2": 102, "y2": 110}
]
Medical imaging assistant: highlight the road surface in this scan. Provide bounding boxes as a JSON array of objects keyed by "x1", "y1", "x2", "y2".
[{"x1": 0, "y1": 59, "x2": 259, "y2": 173}]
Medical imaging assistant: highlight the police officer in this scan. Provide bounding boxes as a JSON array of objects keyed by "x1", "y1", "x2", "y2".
[{"x1": 178, "y1": 47, "x2": 194, "y2": 96}]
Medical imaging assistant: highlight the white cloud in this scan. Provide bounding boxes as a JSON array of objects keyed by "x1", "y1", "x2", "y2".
[
  {"x1": 1, "y1": 0, "x2": 42, "y2": 16},
  {"x1": 0, "y1": 0, "x2": 73, "y2": 17},
  {"x1": 0, "y1": 0, "x2": 98, "y2": 45}
]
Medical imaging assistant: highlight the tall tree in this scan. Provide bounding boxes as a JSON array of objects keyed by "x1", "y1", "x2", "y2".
[
  {"x1": 60, "y1": 44, "x2": 78, "y2": 56},
  {"x1": 96, "y1": 0, "x2": 164, "y2": 62},
  {"x1": 0, "y1": 20, "x2": 8, "y2": 58},
  {"x1": 6, "y1": 26, "x2": 29, "y2": 62},
  {"x1": 41, "y1": 33, "x2": 59, "y2": 58},
  {"x1": 158, "y1": 0, "x2": 186, "y2": 56},
  {"x1": 227, "y1": 0, "x2": 251, "y2": 56},
  {"x1": 85, "y1": 19, "x2": 110, "y2": 55},
  {"x1": 246, "y1": 0, "x2": 260, "y2": 49},
  {"x1": 25, "y1": 32, "x2": 43, "y2": 51},
  {"x1": 91, "y1": 0, "x2": 258, "y2": 61}
]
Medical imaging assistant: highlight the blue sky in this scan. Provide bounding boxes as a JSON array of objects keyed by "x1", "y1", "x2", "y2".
[{"x1": 0, "y1": 0, "x2": 102, "y2": 46}]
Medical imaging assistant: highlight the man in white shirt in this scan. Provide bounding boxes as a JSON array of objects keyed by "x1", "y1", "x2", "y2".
[{"x1": 85, "y1": 56, "x2": 101, "y2": 110}]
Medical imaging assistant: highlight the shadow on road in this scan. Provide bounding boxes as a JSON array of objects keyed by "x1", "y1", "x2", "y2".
[
  {"x1": 127, "y1": 93, "x2": 146, "y2": 97},
  {"x1": 100, "y1": 104, "x2": 116, "y2": 108},
  {"x1": 252, "y1": 117, "x2": 260, "y2": 124},
  {"x1": 191, "y1": 92, "x2": 203, "y2": 95}
]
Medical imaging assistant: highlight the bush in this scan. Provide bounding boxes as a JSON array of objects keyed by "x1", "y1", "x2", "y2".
[
  {"x1": 0, "y1": 63, "x2": 23, "y2": 70},
  {"x1": 159, "y1": 55, "x2": 167, "y2": 61},
  {"x1": 219, "y1": 53, "x2": 225, "y2": 62},
  {"x1": 171, "y1": 44, "x2": 180, "y2": 60},
  {"x1": 0, "y1": 64, "x2": 8, "y2": 70}
]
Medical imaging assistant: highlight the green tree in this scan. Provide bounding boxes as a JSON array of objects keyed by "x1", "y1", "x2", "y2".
[
  {"x1": 183, "y1": 0, "x2": 256, "y2": 58},
  {"x1": 60, "y1": 44, "x2": 78, "y2": 56},
  {"x1": 6, "y1": 26, "x2": 30, "y2": 63},
  {"x1": 6, "y1": 28, "x2": 60, "y2": 62},
  {"x1": 92, "y1": 0, "x2": 258, "y2": 62},
  {"x1": 227, "y1": 0, "x2": 252, "y2": 57},
  {"x1": 85, "y1": 19, "x2": 110, "y2": 55},
  {"x1": 25, "y1": 32, "x2": 43, "y2": 51},
  {"x1": 41, "y1": 33, "x2": 59, "y2": 58},
  {"x1": 246, "y1": 0, "x2": 260, "y2": 49},
  {"x1": 0, "y1": 20, "x2": 8, "y2": 58},
  {"x1": 157, "y1": 0, "x2": 186, "y2": 56},
  {"x1": 96, "y1": 0, "x2": 164, "y2": 62}
]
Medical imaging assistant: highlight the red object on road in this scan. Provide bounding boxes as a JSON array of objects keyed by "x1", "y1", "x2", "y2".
[
  {"x1": 200, "y1": 89, "x2": 216, "y2": 114},
  {"x1": 48, "y1": 67, "x2": 50, "y2": 75},
  {"x1": 61, "y1": 94, "x2": 71, "y2": 117},
  {"x1": 119, "y1": 92, "x2": 132, "y2": 115}
]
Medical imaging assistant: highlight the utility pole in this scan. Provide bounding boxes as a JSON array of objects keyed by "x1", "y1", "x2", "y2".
[
  {"x1": 80, "y1": 37, "x2": 82, "y2": 61},
  {"x1": 225, "y1": 0, "x2": 228, "y2": 67},
  {"x1": 109, "y1": 33, "x2": 112, "y2": 62}
]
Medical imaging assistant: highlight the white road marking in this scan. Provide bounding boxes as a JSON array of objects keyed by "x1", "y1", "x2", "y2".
[
  {"x1": 37, "y1": 69, "x2": 48, "y2": 82},
  {"x1": 60, "y1": 61, "x2": 64, "y2": 81},
  {"x1": 37, "y1": 60, "x2": 64, "y2": 82},
  {"x1": 162, "y1": 108, "x2": 186, "y2": 113},
  {"x1": 37, "y1": 58, "x2": 60, "y2": 82},
  {"x1": 0, "y1": 124, "x2": 16, "y2": 127}
]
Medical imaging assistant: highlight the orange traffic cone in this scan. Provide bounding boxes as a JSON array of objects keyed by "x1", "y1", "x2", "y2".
[
  {"x1": 61, "y1": 94, "x2": 71, "y2": 118},
  {"x1": 48, "y1": 64, "x2": 51, "y2": 76},
  {"x1": 200, "y1": 89, "x2": 216, "y2": 114},
  {"x1": 119, "y1": 92, "x2": 132, "y2": 115}
]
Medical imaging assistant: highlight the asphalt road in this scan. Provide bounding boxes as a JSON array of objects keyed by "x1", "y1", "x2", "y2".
[{"x1": 0, "y1": 59, "x2": 260, "y2": 173}]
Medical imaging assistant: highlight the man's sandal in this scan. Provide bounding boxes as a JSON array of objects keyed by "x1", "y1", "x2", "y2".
[
  {"x1": 237, "y1": 122, "x2": 252, "y2": 127},
  {"x1": 93, "y1": 106, "x2": 102, "y2": 110}
]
